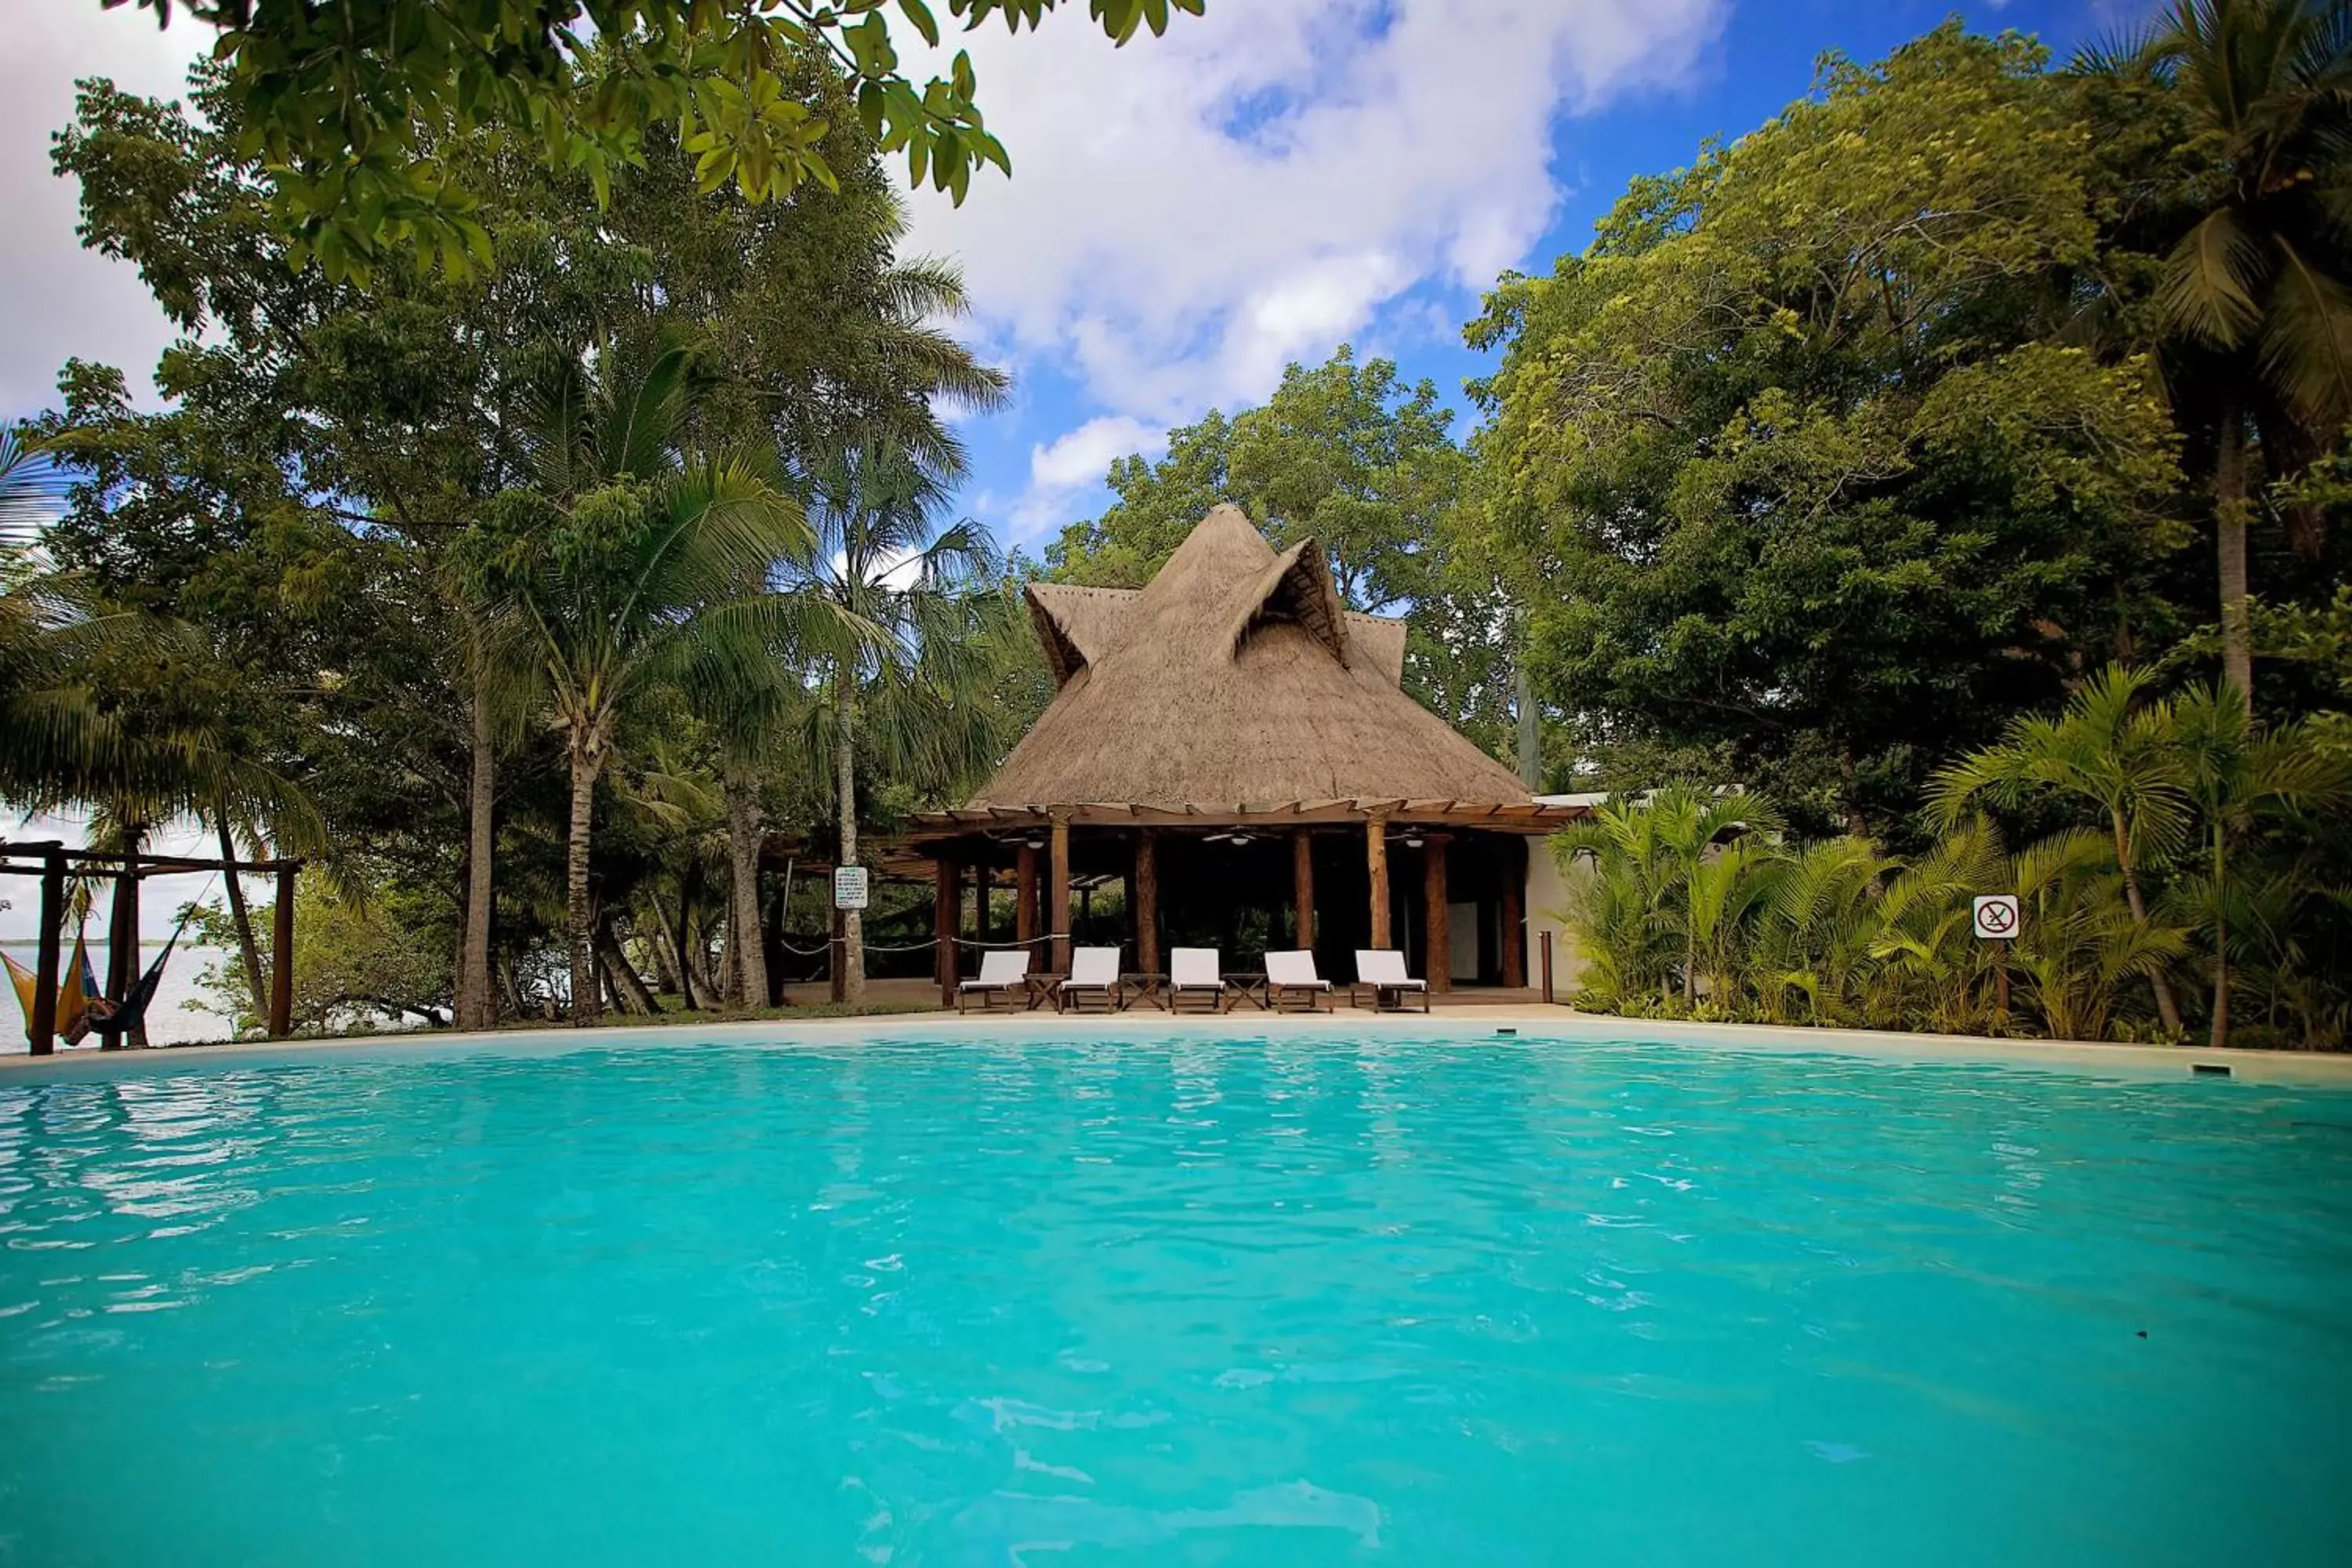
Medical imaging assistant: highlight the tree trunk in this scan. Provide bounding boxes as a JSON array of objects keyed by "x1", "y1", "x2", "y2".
[
  {"x1": 724, "y1": 760, "x2": 768, "y2": 1010},
  {"x1": 2111, "y1": 813, "x2": 2184, "y2": 1036},
  {"x1": 456, "y1": 673, "x2": 496, "y2": 1030},
  {"x1": 663, "y1": 884, "x2": 707, "y2": 1011},
  {"x1": 2207, "y1": 826, "x2": 2230, "y2": 1051},
  {"x1": 834, "y1": 660, "x2": 866, "y2": 1009},
  {"x1": 1514, "y1": 622, "x2": 1542, "y2": 789},
  {"x1": 597, "y1": 915, "x2": 659, "y2": 1016},
  {"x1": 2215, "y1": 401, "x2": 2256, "y2": 717},
  {"x1": 566, "y1": 741, "x2": 602, "y2": 1025},
  {"x1": 216, "y1": 817, "x2": 269, "y2": 1021}
]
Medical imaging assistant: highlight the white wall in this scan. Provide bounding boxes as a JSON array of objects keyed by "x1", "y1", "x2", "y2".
[{"x1": 1524, "y1": 835, "x2": 1590, "y2": 998}]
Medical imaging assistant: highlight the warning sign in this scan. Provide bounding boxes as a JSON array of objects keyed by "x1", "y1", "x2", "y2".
[
  {"x1": 1973, "y1": 895, "x2": 2019, "y2": 940},
  {"x1": 833, "y1": 866, "x2": 870, "y2": 910}
]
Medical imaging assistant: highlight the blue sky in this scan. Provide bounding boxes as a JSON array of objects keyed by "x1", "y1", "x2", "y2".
[{"x1": 883, "y1": 0, "x2": 2149, "y2": 557}]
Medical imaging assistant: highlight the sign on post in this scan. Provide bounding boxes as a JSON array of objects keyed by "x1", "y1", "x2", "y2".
[
  {"x1": 832, "y1": 866, "x2": 870, "y2": 911},
  {"x1": 1973, "y1": 895, "x2": 2019, "y2": 940}
]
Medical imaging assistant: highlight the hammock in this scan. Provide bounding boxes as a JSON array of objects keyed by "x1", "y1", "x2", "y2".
[
  {"x1": 84, "y1": 904, "x2": 201, "y2": 1040},
  {"x1": 5, "y1": 931, "x2": 97, "y2": 1044}
]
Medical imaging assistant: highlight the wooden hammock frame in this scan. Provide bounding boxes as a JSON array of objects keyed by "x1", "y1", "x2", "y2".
[{"x1": 0, "y1": 841, "x2": 304, "y2": 1056}]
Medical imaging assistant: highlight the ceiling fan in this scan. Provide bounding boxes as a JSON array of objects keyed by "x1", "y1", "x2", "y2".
[{"x1": 1202, "y1": 829, "x2": 1258, "y2": 847}]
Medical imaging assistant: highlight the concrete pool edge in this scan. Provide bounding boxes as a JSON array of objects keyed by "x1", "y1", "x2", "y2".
[{"x1": 6, "y1": 1004, "x2": 2350, "y2": 1087}]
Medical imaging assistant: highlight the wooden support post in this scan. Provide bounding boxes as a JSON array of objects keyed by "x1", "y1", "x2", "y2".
[
  {"x1": 1424, "y1": 833, "x2": 1452, "y2": 994},
  {"x1": 1541, "y1": 930, "x2": 1555, "y2": 1004},
  {"x1": 1136, "y1": 832, "x2": 1160, "y2": 974},
  {"x1": 829, "y1": 906, "x2": 847, "y2": 1003},
  {"x1": 268, "y1": 864, "x2": 296, "y2": 1038},
  {"x1": 1292, "y1": 830, "x2": 1315, "y2": 949},
  {"x1": 935, "y1": 858, "x2": 961, "y2": 1004},
  {"x1": 106, "y1": 846, "x2": 138, "y2": 1007},
  {"x1": 28, "y1": 849, "x2": 64, "y2": 1056},
  {"x1": 1049, "y1": 812, "x2": 1072, "y2": 975},
  {"x1": 1366, "y1": 814, "x2": 1392, "y2": 949},
  {"x1": 1016, "y1": 843, "x2": 1039, "y2": 958},
  {"x1": 1501, "y1": 837, "x2": 1526, "y2": 989}
]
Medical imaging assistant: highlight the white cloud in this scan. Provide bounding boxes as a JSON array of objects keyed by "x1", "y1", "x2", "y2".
[
  {"x1": 1004, "y1": 414, "x2": 1167, "y2": 539},
  {"x1": 900, "y1": 0, "x2": 1726, "y2": 537},
  {"x1": 0, "y1": 6, "x2": 206, "y2": 417}
]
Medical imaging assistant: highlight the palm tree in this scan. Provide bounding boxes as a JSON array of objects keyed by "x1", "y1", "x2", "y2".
[
  {"x1": 779, "y1": 437, "x2": 1001, "y2": 1007},
  {"x1": 2165, "y1": 681, "x2": 2349, "y2": 1046},
  {"x1": 2132, "y1": 0, "x2": 2352, "y2": 710},
  {"x1": 1552, "y1": 798, "x2": 1682, "y2": 1009},
  {"x1": 2005, "y1": 829, "x2": 2189, "y2": 1042},
  {"x1": 485, "y1": 336, "x2": 810, "y2": 1023},
  {"x1": 1931, "y1": 664, "x2": 2194, "y2": 1033}
]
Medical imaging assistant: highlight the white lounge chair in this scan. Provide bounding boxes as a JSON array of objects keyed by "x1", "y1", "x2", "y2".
[
  {"x1": 958, "y1": 949, "x2": 1030, "y2": 1013},
  {"x1": 1352, "y1": 949, "x2": 1429, "y2": 1013},
  {"x1": 1057, "y1": 946, "x2": 1124, "y2": 1013},
  {"x1": 1265, "y1": 949, "x2": 1332, "y2": 1012},
  {"x1": 1168, "y1": 947, "x2": 1230, "y2": 1014}
]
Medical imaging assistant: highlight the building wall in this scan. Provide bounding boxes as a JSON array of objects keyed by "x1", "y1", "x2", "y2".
[{"x1": 1523, "y1": 834, "x2": 1590, "y2": 997}]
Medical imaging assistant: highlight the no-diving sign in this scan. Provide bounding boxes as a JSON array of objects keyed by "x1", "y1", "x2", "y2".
[{"x1": 1973, "y1": 895, "x2": 2020, "y2": 940}]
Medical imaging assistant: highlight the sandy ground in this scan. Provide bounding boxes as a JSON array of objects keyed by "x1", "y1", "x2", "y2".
[{"x1": 8, "y1": 982, "x2": 2350, "y2": 1087}]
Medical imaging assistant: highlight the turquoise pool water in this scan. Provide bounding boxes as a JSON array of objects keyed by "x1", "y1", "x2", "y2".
[{"x1": 3, "y1": 1033, "x2": 2349, "y2": 1566}]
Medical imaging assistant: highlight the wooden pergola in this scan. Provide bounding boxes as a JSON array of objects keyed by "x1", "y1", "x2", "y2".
[
  {"x1": 905, "y1": 798, "x2": 1586, "y2": 1003},
  {"x1": 1, "y1": 840, "x2": 303, "y2": 1055}
]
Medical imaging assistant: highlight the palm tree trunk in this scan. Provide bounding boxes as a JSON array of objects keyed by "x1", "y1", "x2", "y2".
[
  {"x1": 2207, "y1": 824, "x2": 2230, "y2": 1051},
  {"x1": 834, "y1": 659, "x2": 866, "y2": 1009},
  {"x1": 662, "y1": 885, "x2": 705, "y2": 1010},
  {"x1": 566, "y1": 741, "x2": 601, "y2": 1025},
  {"x1": 2215, "y1": 401, "x2": 2255, "y2": 717},
  {"x1": 215, "y1": 818, "x2": 269, "y2": 1021},
  {"x1": 457, "y1": 676, "x2": 496, "y2": 1030},
  {"x1": 2111, "y1": 814, "x2": 2183, "y2": 1036},
  {"x1": 724, "y1": 760, "x2": 768, "y2": 1010},
  {"x1": 596, "y1": 913, "x2": 659, "y2": 1015}
]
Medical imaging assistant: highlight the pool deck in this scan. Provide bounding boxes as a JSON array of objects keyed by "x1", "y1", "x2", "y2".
[{"x1": 8, "y1": 987, "x2": 2352, "y2": 1087}]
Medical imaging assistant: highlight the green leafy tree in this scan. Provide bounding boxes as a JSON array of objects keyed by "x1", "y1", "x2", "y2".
[
  {"x1": 2110, "y1": 0, "x2": 2352, "y2": 712},
  {"x1": 474, "y1": 336, "x2": 810, "y2": 1022},
  {"x1": 1468, "y1": 26, "x2": 2187, "y2": 838},
  {"x1": 112, "y1": 0, "x2": 1203, "y2": 281},
  {"x1": 784, "y1": 436, "x2": 999, "y2": 1007}
]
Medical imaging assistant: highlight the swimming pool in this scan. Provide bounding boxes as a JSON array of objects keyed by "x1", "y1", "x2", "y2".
[{"x1": 3, "y1": 1030, "x2": 2348, "y2": 1565}]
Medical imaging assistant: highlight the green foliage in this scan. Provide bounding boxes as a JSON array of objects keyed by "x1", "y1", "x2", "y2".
[
  {"x1": 111, "y1": 0, "x2": 1203, "y2": 281},
  {"x1": 188, "y1": 876, "x2": 455, "y2": 1036},
  {"x1": 1557, "y1": 675, "x2": 2345, "y2": 1046},
  {"x1": 1468, "y1": 25, "x2": 2189, "y2": 836}
]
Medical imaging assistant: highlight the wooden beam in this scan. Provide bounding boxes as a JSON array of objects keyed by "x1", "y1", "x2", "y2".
[
  {"x1": 1367, "y1": 814, "x2": 1392, "y2": 950},
  {"x1": 1292, "y1": 829, "x2": 1315, "y2": 949},
  {"x1": 1049, "y1": 812, "x2": 1072, "y2": 975},
  {"x1": 1501, "y1": 837, "x2": 1526, "y2": 989},
  {"x1": 935, "y1": 857, "x2": 961, "y2": 1003},
  {"x1": 1016, "y1": 843, "x2": 1039, "y2": 955},
  {"x1": 1136, "y1": 831, "x2": 1160, "y2": 974},
  {"x1": 269, "y1": 863, "x2": 296, "y2": 1038},
  {"x1": 28, "y1": 848, "x2": 64, "y2": 1055},
  {"x1": 1424, "y1": 833, "x2": 1451, "y2": 994}
]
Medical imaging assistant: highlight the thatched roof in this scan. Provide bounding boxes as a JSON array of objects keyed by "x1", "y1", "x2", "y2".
[{"x1": 958, "y1": 506, "x2": 1539, "y2": 819}]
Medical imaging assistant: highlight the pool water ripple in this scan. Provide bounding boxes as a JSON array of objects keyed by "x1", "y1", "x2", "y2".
[{"x1": 2, "y1": 1036, "x2": 2350, "y2": 1565}]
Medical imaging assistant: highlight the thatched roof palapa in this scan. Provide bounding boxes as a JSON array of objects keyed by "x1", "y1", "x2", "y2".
[{"x1": 942, "y1": 506, "x2": 1558, "y2": 827}]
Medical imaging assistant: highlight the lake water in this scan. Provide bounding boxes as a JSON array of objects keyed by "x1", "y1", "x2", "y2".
[
  {"x1": 2, "y1": 942, "x2": 242, "y2": 1051},
  {"x1": 2, "y1": 1031, "x2": 2348, "y2": 1564}
]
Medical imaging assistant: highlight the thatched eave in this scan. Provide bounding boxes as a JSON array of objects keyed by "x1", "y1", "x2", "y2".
[{"x1": 1228, "y1": 537, "x2": 1348, "y2": 667}]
